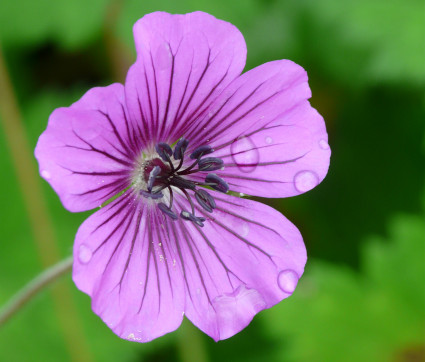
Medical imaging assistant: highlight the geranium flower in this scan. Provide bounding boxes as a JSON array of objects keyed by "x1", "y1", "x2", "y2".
[{"x1": 35, "y1": 11, "x2": 330, "y2": 342}]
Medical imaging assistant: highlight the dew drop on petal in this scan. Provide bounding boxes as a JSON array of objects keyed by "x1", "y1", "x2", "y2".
[
  {"x1": 41, "y1": 170, "x2": 51, "y2": 179},
  {"x1": 230, "y1": 136, "x2": 259, "y2": 173},
  {"x1": 241, "y1": 222, "x2": 249, "y2": 237},
  {"x1": 82, "y1": 126, "x2": 101, "y2": 140},
  {"x1": 265, "y1": 136, "x2": 273, "y2": 144},
  {"x1": 319, "y1": 139, "x2": 330, "y2": 150},
  {"x1": 212, "y1": 285, "x2": 266, "y2": 339},
  {"x1": 277, "y1": 269, "x2": 299, "y2": 293},
  {"x1": 294, "y1": 170, "x2": 319, "y2": 192},
  {"x1": 78, "y1": 244, "x2": 92, "y2": 264},
  {"x1": 127, "y1": 333, "x2": 141, "y2": 341},
  {"x1": 155, "y1": 42, "x2": 172, "y2": 70}
]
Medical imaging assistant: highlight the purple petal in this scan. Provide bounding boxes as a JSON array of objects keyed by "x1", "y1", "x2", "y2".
[
  {"x1": 187, "y1": 62, "x2": 330, "y2": 196},
  {"x1": 173, "y1": 191, "x2": 306, "y2": 341},
  {"x1": 214, "y1": 101, "x2": 331, "y2": 197},
  {"x1": 124, "y1": 11, "x2": 246, "y2": 143},
  {"x1": 73, "y1": 193, "x2": 185, "y2": 342},
  {"x1": 35, "y1": 84, "x2": 136, "y2": 212}
]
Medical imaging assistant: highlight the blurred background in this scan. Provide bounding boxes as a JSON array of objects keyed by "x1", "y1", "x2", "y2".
[{"x1": 0, "y1": 0, "x2": 424, "y2": 361}]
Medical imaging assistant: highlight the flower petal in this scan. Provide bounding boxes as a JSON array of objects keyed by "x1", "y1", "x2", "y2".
[
  {"x1": 215, "y1": 101, "x2": 330, "y2": 197},
  {"x1": 124, "y1": 11, "x2": 246, "y2": 143},
  {"x1": 173, "y1": 191, "x2": 306, "y2": 341},
  {"x1": 35, "y1": 84, "x2": 137, "y2": 212},
  {"x1": 73, "y1": 193, "x2": 185, "y2": 342},
  {"x1": 186, "y1": 59, "x2": 330, "y2": 197}
]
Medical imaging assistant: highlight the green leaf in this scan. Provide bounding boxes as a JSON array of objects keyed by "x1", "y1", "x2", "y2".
[
  {"x1": 0, "y1": 0, "x2": 109, "y2": 49},
  {"x1": 261, "y1": 214, "x2": 425, "y2": 362},
  {"x1": 299, "y1": 0, "x2": 425, "y2": 85}
]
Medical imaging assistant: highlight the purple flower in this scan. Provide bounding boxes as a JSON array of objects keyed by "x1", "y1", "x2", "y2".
[{"x1": 35, "y1": 11, "x2": 330, "y2": 342}]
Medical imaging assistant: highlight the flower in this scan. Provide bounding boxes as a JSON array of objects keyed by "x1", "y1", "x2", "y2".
[{"x1": 35, "y1": 11, "x2": 330, "y2": 342}]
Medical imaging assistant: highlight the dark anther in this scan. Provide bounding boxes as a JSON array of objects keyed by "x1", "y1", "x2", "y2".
[
  {"x1": 158, "y1": 203, "x2": 178, "y2": 220},
  {"x1": 198, "y1": 157, "x2": 224, "y2": 171},
  {"x1": 155, "y1": 143, "x2": 173, "y2": 161},
  {"x1": 141, "y1": 190, "x2": 164, "y2": 199},
  {"x1": 147, "y1": 165, "x2": 161, "y2": 191},
  {"x1": 173, "y1": 138, "x2": 189, "y2": 160},
  {"x1": 190, "y1": 145, "x2": 213, "y2": 160},
  {"x1": 205, "y1": 173, "x2": 229, "y2": 193},
  {"x1": 180, "y1": 211, "x2": 206, "y2": 227},
  {"x1": 194, "y1": 189, "x2": 216, "y2": 212}
]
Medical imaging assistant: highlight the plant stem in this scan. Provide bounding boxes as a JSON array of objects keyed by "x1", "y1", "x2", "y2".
[{"x1": 0, "y1": 257, "x2": 73, "y2": 326}]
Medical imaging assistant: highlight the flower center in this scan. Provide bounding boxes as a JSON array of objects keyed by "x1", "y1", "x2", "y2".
[{"x1": 138, "y1": 138, "x2": 228, "y2": 227}]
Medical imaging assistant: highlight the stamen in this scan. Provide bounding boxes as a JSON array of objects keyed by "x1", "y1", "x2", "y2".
[
  {"x1": 181, "y1": 188, "x2": 195, "y2": 214},
  {"x1": 173, "y1": 138, "x2": 189, "y2": 160},
  {"x1": 155, "y1": 143, "x2": 173, "y2": 161},
  {"x1": 170, "y1": 176, "x2": 196, "y2": 190},
  {"x1": 198, "y1": 157, "x2": 224, "y2": 171},
  {"x1": 147, "y1": 165, "x2": 161, "y2": 191},
  {"x1": 158, "y1": 202, "x2": 178, "y2": 220},
  {"x1": 180, "y1": 211, "x2": 206, "y2": 227},
  {"x1": 205, "y1": 173, "x2": 229, "y2": 193},
  {"x1": 167, "y1": 186, "x2": 174, "y2": 208},
  {"x1": 141, "y1": 190, "x2": 164, "y2": 199},
  {"x1": 190, "y1": 145, "x2": 213, "y2": 160},
  {"x1": 194, "y1": 189, "x2": 216, "y2": 212},
  {"x1": 177, "y1": 158, "x2": 201, "y2": 175},
  {"x1": 142, "y1": 139, "x2": 230, "y2": 226}
]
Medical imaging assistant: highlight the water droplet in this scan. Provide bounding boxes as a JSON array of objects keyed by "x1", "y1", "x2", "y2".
[
  {"x1": 41, "y1": 170, "x2": 51, "y2": 179},
  {"x1": 294, "y1": 170, "x2": 319, "y2": 192},
  {"x1": 277, "y1": 269, "x2": 299, "y2": 293},
  {"x1": 241, "y1": 222, "x2": 249, "y2": 237},
  {"x1": 127, "y1": 333, "x2": 141, "y2": 341},
  {"x1": 78, "y1": 244, "x2": 92, "y2": 264},
  {"x1": 319, "y1": 139, "x2": 330, "y2": 150},
  {"x1": 155, "y1": 42, "x2": 172, "y2": 70},
  {"x1": 265, "y1": 136, "x2": 273, "y2": 144},
  {"x1": 230, "y1": 136, "x2": 259, "y2": 173},
  {"x1": 211, "y1": 285, "x2": 266, "y2": 339},
  {"x1": 84, "y1": 127, "x2": 101, "y2": 140}
]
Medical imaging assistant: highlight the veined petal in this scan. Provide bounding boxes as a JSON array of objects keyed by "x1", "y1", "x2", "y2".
[
  {"x1": 35, "y1": 84, "x2": 137, "y2": 212},
  {"x1": 73, "y1": 193, "x2": 185, "y2": 342},
  {"x1": 173, "y1": 191, "x2": 306, "y2": 341},
  {"x1": 124, "y1": 11, "x2": 246, "y2": 143},
  {"x1": 214, "y1": 101, "x2": 330, "y2": 197},
  {"x1": 186, "y1": 60, "x2": 330, "y2": 197}
]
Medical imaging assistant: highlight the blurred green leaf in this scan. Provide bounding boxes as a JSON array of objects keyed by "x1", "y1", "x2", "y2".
[
  {"x1": 298, "y1": 0, "x2": 425, "y2": 85},
  {"x1": 261, "y1": 214, "x2": 425, "y2": 362},
  {"x1": 0, "y1": 0, "x2": 109, "y2": 49}
]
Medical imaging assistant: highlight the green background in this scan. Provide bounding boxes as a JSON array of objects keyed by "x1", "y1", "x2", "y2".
[{"x1": 0, "y1": 0, "x2": 424, "y2": 361}]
